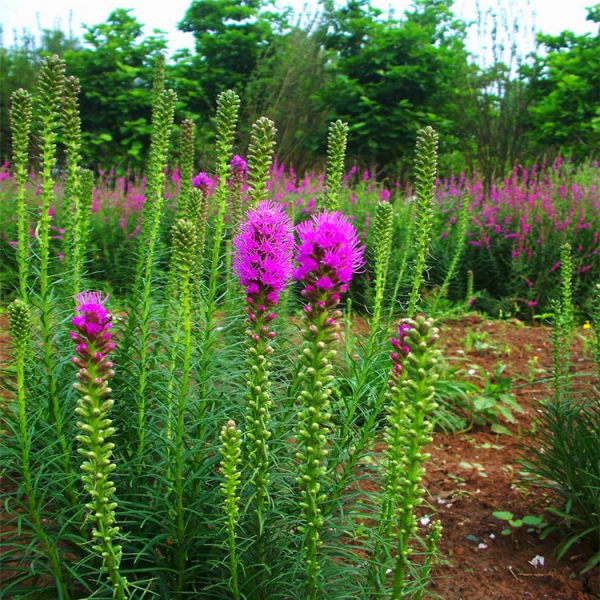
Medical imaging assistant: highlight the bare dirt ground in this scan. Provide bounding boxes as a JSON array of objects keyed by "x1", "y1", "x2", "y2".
[{"x1": 428, "y1": 315, "x2": 599, "y2": 599}]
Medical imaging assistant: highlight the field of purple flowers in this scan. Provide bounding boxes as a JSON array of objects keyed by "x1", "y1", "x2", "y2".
[{"x1": 2, "y1": 157, "x2": 599, "y2": 317}]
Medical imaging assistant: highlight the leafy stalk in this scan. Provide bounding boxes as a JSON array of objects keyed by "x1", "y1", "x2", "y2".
[
  {"x1": 10, "y1": 88, "x2": 33, "y2": 301},
  {"x1": 8, "y1": 300, "x2": 71, "y2": 599},
  {"x1": 407, "y1": 127, "x2": 438, "y2": 317}
]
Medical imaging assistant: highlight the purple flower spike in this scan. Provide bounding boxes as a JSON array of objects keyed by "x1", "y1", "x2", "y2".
[
  {"x1": 233, "y1": 201, "x2": 294, "y2": 329},
  {"x1": 294, "y1": 211, "x2": 364, "y2": 313},
  {"x1": 192, "y1": 172, "x2": 212, "y2": 191},
  {"x1": 230, "y1": 155, "x2": 248, "y2": 178},
  {"x1": 71, "y1": 292, "x2": 114, "y2": 381}
]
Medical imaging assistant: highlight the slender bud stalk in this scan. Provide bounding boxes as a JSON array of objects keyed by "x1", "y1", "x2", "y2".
[
  {"x1": 207, "y1": 90, "x2": 240, "y2": 310},
  {"x1": 72, "y1": 169, "x2": 93, "y2": 297},
  {"x1": 407, "y1": 127, "x2": 438, "y2": 317},
  {"x1": 176, "y1": 119, "x2": 195, "y2": 219},
  {"x1": 8, "y1": 300, "x2": 71, "y2": 599},
  {"x1": 62, "y1": 76, "x2": 82, "y2": 282},
  {"x1": 372, "y1": 199, "x2": 393, "y2": 329},
  {"x1": 247, "y1": 117, "x2": 276, "y2": 209},
  {"x1": 220, "y1": 420, "x2": 242, "y2": 600},
  {"x1": 324, "y1": 120, "x2": 349, "y2": 211},
  {"x1": 10, "y1": 89, "x2": 33, "y2": 301}
]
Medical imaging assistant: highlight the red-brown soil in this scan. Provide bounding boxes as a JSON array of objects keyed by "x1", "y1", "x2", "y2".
[{"x1": 427, "y1": 315, "x2": 599, "y2": 599}]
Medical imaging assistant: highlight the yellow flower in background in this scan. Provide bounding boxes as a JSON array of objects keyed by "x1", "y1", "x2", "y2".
[{"x1": 583, "y1": 321, "x2": 591, "y2": 330}]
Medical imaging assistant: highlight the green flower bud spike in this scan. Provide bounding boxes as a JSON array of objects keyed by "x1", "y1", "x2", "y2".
[
  {"x1": 134, "y1": 87, "x2": 176, "y2": 469},
  {"x1": 382, "y1": 316, "x2": 441, "y2": 599},
  {"x1": 247, "y1": 117, "x2": 277, "y2": 209},
  {"x1": 324, "y1": 120, "x2": 349, "y2": 211},
  {"x1": 176, "y1": 119, "x2": 195, "y2": 219},
  {"x1": 372, "y1": 199, "x2": 394, "y2": 329},
  {"x1": 220, "y1": 420, "x2": 242, "y2": 600},
  {"x1": 407, "y1": 127, "x2": 438, "y2": 317},
  {"x1": 35, "y1": 55, "x2": 75, "y2": 497},
  {"x1": 10, "y1": 89, "x2": 33, "y2": 301},
  {"x1": 9, "y1": 300, "x2": 71, "y2": 598}
]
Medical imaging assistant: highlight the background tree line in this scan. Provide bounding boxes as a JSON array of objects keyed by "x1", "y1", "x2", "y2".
[{"x1": 1, "y1": 0, "x2": 599, "y2": 179}]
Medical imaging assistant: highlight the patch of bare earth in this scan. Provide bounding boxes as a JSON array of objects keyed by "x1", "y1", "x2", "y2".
[{"x1": 426, "y1": 315, "x2": 599, "y2": 599}]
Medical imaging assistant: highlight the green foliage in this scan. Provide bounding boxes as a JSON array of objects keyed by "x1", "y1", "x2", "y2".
[
  {"x1": 528, "y1": 7, "x2": 600, "y2": 161},
  {"x1": 65, "y1": 9, "x2": 167, "y2": 167},
  {"x1": 315, "y1": 0, "x2": 469, "y2": 174}
]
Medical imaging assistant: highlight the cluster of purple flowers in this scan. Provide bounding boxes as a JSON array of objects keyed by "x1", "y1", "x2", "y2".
[
  {"x1": 70, "y1": 292, "x2": 115, "y2": 385},
  {"x1": 233, "y1": 206, "x2": 364, "y2": 327},
  {"x1": 232, "y1": 201, "x2": 295, "y2": 336},
  {"x1": 295, "y1": 211, "x2": 364, "y2": 310}
]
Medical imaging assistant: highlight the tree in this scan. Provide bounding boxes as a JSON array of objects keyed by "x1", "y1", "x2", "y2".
[
  {"x1": 527, "y1": 5, "x2": 600, "y2": 160},
  {"x1": 313, "y1": 0, "x2": 471, "y2": 176},
  {"x1": 65, "y1": 9, "x2": 167, "y2": 168}
]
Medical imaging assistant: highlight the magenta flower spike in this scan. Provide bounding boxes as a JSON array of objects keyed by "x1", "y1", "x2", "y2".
[
  {"x1": 232, "y1": 201, "x2": 294, "y2": 567},
  {"x1": 233, "y1": 200, "x2": 295, "y2": 324},
  {"x1": 70, "y1": 291, "x2": 127, "y2": 598},
  {"x1": 71, "y1": 291, "x2": 115, "y2": 379},
  {"x1": 295, "y1": 211, "x2": 364, "y2": 318},
  {"x1": 230, "y1": 155, "x2": 248, "y2": 179}
]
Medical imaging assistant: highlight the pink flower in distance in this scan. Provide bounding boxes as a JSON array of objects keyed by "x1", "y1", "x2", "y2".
[{"x1": 192, "y1": 172, "x2": 212, "y2": 191}]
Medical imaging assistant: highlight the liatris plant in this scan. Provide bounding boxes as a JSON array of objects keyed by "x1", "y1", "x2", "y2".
[
  {"x1": 294, "y1": 211, "x2": 364, "y2": 600},
  {"x1": 219, "y1": 420, "x2": 242, "y2": 600},
  {"x1": 8, "y1": 299, "x2": 71, "y2": 598},
  {"x1": 407, "y1": 127, "x2": 438, "y2": 317},
  {"x1": 247, "y1": 117, "x2": 277, "y2": 210},
  {"x1": 9, "y1": 88, "x2": 33, "y2": 301},
  {"x1": 232, "y1": 201, "x2": 294, "y2": 581},
  {"x1": 378, "y1": 316, "x2": 442, "y2": 599},
  {"x1": 71, "y1": 292, "x2": 127, "y2": 599},
  {"x1": 324, "y1": 120, "x2": 349, "y2": 211}
]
